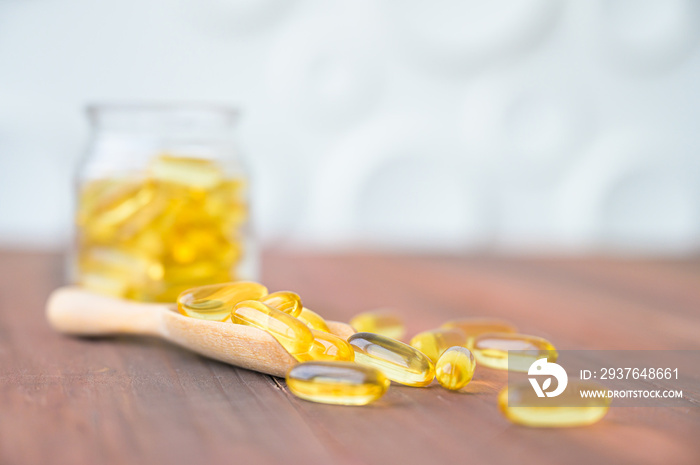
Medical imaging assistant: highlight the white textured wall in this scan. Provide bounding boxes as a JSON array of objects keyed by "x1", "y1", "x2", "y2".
[{"x1": 1, "y1": 0, "x2": 699, "y2": 253}]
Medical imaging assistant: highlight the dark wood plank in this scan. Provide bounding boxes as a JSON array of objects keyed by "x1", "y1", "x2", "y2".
[
  {"x1": 1, "y1": 250, "x2": 698, "y2": 465},
  {"x1": 263, "y1": 251, "x2": 700, "y2": 464}
]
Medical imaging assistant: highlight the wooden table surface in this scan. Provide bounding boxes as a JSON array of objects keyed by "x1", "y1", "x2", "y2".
[{"x1": 1, "y1": 250, "x2": 699, "y2": 464}]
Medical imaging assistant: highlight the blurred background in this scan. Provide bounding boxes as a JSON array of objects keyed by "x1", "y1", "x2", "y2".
[{"x1": 1, "y1": 0, "x2": 699, "y2": 255}]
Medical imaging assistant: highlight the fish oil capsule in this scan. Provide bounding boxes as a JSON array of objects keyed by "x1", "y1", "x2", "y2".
[
  {"x1": 473, "y1": 332, "x2": 557, "y2": 372},
  {"x1": 435, "y1": 347, "x2": 475, "y2": 391},
  {"x1": 348, "y1": 332, "x2": 434, "y2": 387},
  {"x1": 76, "y1": 151, "x2": 250, "y2": 302},
  {"x1": 286, "y1": 361, "x2": 390, "y2": 406},
  {"x1": 177, "y1": 281, "x2": 268, "y2": 321},
  {"x1": 295, "y1": 330, "x2": 355, "y2": 362},
  {"x1": 441, "y1": 318, "x2": 517, "y2": 348},
  {"x1": 78, "y1": 179, "x2": 163, "y2": 244},
  {"x1": 232, "y1": 300, "x2": 313, "y2": 355},
  {"x1": 260, "y1": 291, "x2": 302, "y2": 317},
  {"x1": 296, "y1": 307, "x2": 330, "y2": 332},
  {"x1": 150, "y1": 154, "x2": 224, "y2": 189},
  {"x1": 410, "y1": 328, "x2": 467, "y2": 363},
  {"x1": 498, "y1": 381, "x2": 611, "y2": 427},
  {"x1": 350, "y1": 310, "x2": 405, "y2": 340}
]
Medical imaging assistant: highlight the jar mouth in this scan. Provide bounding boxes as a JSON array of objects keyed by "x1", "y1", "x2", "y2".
[
  {"x1": 87, "y1": 102, "x2": 239, "y2": 116},
  {"x1": 86, "y1": 103, "x2": 240, "y2": 132}
]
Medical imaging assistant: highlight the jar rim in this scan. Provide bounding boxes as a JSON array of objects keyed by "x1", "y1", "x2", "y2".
[
  {"x1": 86, "y1": 102, "x2": 240, "y2": 132},
  {"x1": 86, "y1": 102, "x2": 239, "y2": 117}
]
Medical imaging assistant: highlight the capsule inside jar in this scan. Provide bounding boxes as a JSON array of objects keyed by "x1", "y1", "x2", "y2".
[
  {"x1": 348, "y1": 332, "x2": 435, "y2": 387},
  {"x1": 76, "y1": 153, "x2": 249, "y2": 302}
]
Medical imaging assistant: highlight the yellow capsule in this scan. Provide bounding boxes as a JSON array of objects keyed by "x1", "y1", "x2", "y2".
[
  {"x1": 260, "y1": 291, "x2": 302, "y2": 317},
  {"x1": 232, "y1": 300, "x2": 313, "y2": 355},
  {"x1": 286, "y1": 361, "x2": 390, "y2": 406},
  {"x1": 435, "y1": 347, "x2": 475, "y2": 391},
  {"x1": 78, "y1": 179, "x2": 162, "y2": 243},
  {"x1": 441, "y1": 318, "x2": 517, "y2": 348},
  {"x1": 498, "y1": 381, "x2": 611, "y2": 427},
  {"x1": 410, "y1": 328, "x2": 467, "y2": 363},
  {"x1": 296, "y1": 307, "x2": 330, "y2": 332},
  {"x1": 77, "y1": 247, "x2": 156, "y2": 298},
  {"x1": 348, "y1": 332, "x2": 435, "y2": 387},
  {"x1": 149, "y1": 154, "x2": 224, "y2": 189},
  {"x1": 473, "y1": 332, "x2": 557, "y2": 372},
  {"x1": 205, "y1": 179, "x2": 246, "y2": 222},
  {"x1": 349, "y1": 310, "x2": 405, "y2": 340},
  {"x1": 177, "y1": 281, "x2": 268, "y2": 321},
  {"x1": 295, "y1": 330, "x2": 355, "y2": 362},
  {"x1": 76, "y1": 153, "x2": 250, "y2": 303}
]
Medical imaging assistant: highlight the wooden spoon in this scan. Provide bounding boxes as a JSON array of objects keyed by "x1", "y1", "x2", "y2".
[{"x1": 46, "y1": 286, "x2": 355, "y2": 378}]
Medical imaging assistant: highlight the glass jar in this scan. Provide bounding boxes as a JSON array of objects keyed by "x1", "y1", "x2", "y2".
[{"x1": 74, "y1": 104, "x2": 256, "y2": 302}]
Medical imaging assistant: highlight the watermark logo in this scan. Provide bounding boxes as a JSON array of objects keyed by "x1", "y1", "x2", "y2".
[{"x1": 528, "y1": 358, "x2": 568, "y2": 397}]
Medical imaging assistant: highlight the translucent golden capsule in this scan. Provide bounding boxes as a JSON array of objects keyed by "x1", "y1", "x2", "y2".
[
  {"x1": 441, "y1": 318, "x2": 517, "y2": 348},
  {"x1": 498, "y1": 381, "x2": 611, "y2": 427},
  {"x1": 286, "y1": 362, "x2": 390, "y2": 406},
  {"x1": 435, "y1": 347, "x2": 475, "y2": 391},
  {"x1": 260, "y1": 291, "x2": 302, "y2": 317},
  {"x1": 177, "y1": 281, "x2": 268, "y2": 321},
  {"x1": 232, "y1": 300, "x2": 314, "y2": 355},
  {"x1": 349, "y1": 310, "x2": 405, "y2": 340},
  {"x1": 76, "y1": 154, "x2": 250, "y2": 302},
  {"x1": 410, "y1": 328, "x2": 467, "y2": 363},
  {"x1": 294, "y1": 330, "x2": 355, "y2": 362},
  {"x1": 296, "y1": 307, "x2": 330, "y2": 332},
  {"x1": 150, "y1": 154, "x2": 224, "y2": 189},
  {"x1": 78, "y1": 179, "x2": 162, "y2": 243},
  {"x1": 77, "y1": 247, "x2": 156, "y2": 298},
  {"x1": 348, "y1": 332, "x2": 434, "y2": 387},
  {"x1": 77, "y1": 178, "x2": 135, "y2": 231},
  {"x1": 472, "y1": 333, "x2": 557, "y2": 372},
  {"x1": 205, "y1": 179, "x2": 246, "y2": 224}
]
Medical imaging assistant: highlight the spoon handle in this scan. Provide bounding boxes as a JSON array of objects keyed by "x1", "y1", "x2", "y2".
[{"x1": 46, "y1": 286, "x2": 166, "y2": 337}]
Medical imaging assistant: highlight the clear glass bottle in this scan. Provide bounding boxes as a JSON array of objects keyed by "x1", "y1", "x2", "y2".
[{"x1": 74, "y1": 104, "x2": 256, "y2": 302}]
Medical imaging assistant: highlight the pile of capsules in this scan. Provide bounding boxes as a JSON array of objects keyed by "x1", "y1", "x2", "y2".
[
  {"x1": 178, "y1": 281, "x2": 611, "y2": 428},
  {"x1": 77, "y1": 154, "x2": 247, "y2": 302}
]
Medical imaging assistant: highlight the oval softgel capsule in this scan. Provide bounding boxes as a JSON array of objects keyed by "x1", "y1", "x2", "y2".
[
  {"x1": 435, "y1": 346, "x2": 476, "y2": 391},
  {"x1": 260, "y1": 291, "x2": 302, "y2": 317},
  {"x1": 498, "y1": 381, "x2": 611, "y2": 427},
  {"x1": 350, "y1": 311, "x2": 405, "y2": 340},
  {"x1": 348, "y1": 332, "x2": 435, "y2": 387},
  {"x1": 410, "y1": 328, "x2": 467, "y2": 363},
  {"x1": 286, "y1": 361, "x2": 390, "y2": 405},
  {"x1": 178, "y1": 281, "x2": 268, "y2": 321},
  {"x1": 296, "y1": 307, "x2": 330, "y2": 332},
  {"x1": 472, "y1": 332, "x2": 557, "y2": 372},
  {"x1": 441, "y1": 318, "x2": 517, "y2": 348},
  {"x1": 232, "y1": 300, "x2": 313, "y2": 355},
  {"x1": 295, "y1": 330, "x2": 355, "y2": 362}
]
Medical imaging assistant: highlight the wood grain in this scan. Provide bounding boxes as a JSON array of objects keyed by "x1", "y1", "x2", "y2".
[{"x1": 1, "y1": 249, "x2": 699, "y2": 464}]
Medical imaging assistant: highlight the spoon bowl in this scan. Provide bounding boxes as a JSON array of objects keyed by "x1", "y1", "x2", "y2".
[{"x1": 46, "y1": 286, "x2": 355, "y2": 377}]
